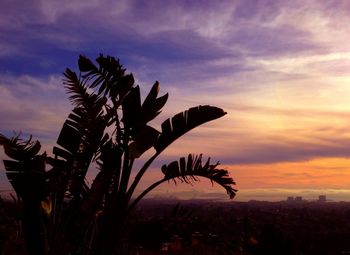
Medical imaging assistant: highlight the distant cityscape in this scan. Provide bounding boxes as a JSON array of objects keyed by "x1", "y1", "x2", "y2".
[
  {"x1": 130, "y1": 195, "x2": 350, "y2": 254},
  {"x1": 0, "y1": 190, "x2": 339, "y2": 204},
  {"x1": 2, "y1": 192, "x2": 350, "y2": 254},
  {"x1": 286, "y1": 195, "x2": 327, "y2": 203}
]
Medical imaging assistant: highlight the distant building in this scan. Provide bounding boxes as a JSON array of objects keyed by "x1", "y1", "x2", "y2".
[
  {"x1": 287, "y1": 196, "x2": 294, "y2": 202},
  {"x1": 295, "y1": 196, "x2": 303, "y2": 201},
  {"x1": 318, "y1": 195, "x2": 326, "y2": 202}
]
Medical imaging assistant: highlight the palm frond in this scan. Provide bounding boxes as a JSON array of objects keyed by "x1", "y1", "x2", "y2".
[
  {"x1": 53, "y1": 101, "x2": 108, "y2": 201},
  {"x1": 81, "y1": 139, "x2": 122, "y2": 213},
  {"x1": 161, "y1": 154, "x2": 237, "y2": 199},
  {"x1": 154, "y1": 105, "x2": 226, "y2": 153},
  {"x1": 141, "y1": 81, "x2": 168, "y2": 124},
  {"x1": 0, "y1": 134, "x2": 41, "y2": 161},
  {"x1": 63, "y1": 68, "x2": 91, "y2": 107},
  {"x1": 122, "y1": 86, "x2": 142, "y2": 130},
  {"x1": 78, "y1": 54, "x2": 134, "y2": 100},
  {"x1": 63, "y1": 68, "x2": 107, "y2": 117},
  {"x1": 121, "y1": 82, "x2": 167, "y2": 158},
  {"x1": 55, "y1": 108, "x2": 84, "y2": 157},
  {"x1": 0, "y1": 134, "x2": 47, "y2": 199}
]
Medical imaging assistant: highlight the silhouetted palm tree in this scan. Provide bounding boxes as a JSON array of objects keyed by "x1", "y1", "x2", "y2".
[{"x1": 0, "y1": 54, "x2": 237, "y2": 255}]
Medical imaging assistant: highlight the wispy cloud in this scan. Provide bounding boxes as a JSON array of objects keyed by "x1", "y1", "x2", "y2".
[
  {"x1": 2, "y1": 0, "x2": 350, "y2": 199},
  {"x1": 0, "y1": 74, "x2": 69, "y2": 146}
]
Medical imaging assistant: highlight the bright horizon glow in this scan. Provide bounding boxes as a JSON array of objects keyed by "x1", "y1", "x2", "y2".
[{"x1": 2, "y1": 0, "x2": 350, "y2": 201}]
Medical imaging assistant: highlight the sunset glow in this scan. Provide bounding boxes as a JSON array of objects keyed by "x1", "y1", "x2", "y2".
[{"x1": 2, "y1": 0, "x2": 350, "y2": 201}]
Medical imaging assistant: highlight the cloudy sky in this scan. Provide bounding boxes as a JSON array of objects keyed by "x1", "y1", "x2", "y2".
[{"x1": 2, "y1": 0, "x2": 350, "y2": 201}]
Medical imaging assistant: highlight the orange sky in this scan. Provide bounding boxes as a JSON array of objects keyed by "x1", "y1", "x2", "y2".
[
  {"x1": 131, "y1": 157, "x2": 350, "y2": 201},
  {"x1": 2, "y1": 1, "x2": 350, "y2": 201}
]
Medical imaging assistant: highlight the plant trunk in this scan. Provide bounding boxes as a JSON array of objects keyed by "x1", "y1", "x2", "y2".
[
  {"x1": 93, "y1": 203, "x2": 129, "y2": 255},
  {"x1": 22, "y1": 198, "x2": 48, "y2": 255}
]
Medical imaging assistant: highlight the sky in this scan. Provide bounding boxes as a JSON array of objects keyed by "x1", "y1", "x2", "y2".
[{"x1": 1, "y1": 0, "x2": 350, "y2": 201}]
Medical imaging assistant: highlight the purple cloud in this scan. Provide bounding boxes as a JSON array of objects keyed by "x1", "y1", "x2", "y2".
[{"x1": 1, "y1": 0, "x2": 350, "y2": 177}]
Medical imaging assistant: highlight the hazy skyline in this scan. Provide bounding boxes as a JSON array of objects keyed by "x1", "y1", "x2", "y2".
[{"x1": 2, "y1": 0, "x2": 350, "y2": 201}]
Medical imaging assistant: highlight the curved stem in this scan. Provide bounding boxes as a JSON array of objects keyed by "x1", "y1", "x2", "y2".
[
  {"x1": 127, "y1": 179, "x2": 166, "y2": 215},
  {"x1": 126, "y1": 152, "x2": 159, "y2": 201},
  {"x1": 119, "y1": 149, "x2": 130, "y2": 192}
]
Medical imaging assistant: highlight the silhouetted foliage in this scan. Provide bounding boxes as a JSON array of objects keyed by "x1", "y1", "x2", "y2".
[{"x1": 0, "y1": 54, "x2": 236, "y2": 255}]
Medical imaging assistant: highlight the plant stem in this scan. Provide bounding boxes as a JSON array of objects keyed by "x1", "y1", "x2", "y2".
[
  {"x1": 126, "y1": 152, "x2": 159, "y2": 201},
  {"x1": 127, "y1": 179, "x2": 165, "y2": 215}
]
